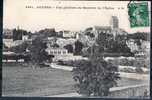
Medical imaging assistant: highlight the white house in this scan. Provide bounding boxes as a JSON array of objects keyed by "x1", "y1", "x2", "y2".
[
  {"x1": 126, "y1": 39, "x2": 139, "y2": 52},
  {"x1": 45, "y1": 47, "x2": 73, "y2": 61},
  {"x1": 3, "y1": 39, "x2": 13, "y2": 48},
  {"x1": 61, "y1": 30, "x2": 79, "y2": 38}
]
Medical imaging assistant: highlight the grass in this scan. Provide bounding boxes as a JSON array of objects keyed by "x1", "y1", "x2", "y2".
[
  {"x1": 2, "y1": 63, "x2": 148, "y2": 96},
  {"x1": 2, "y1": 63, "x2": 75, "y2": 96}
]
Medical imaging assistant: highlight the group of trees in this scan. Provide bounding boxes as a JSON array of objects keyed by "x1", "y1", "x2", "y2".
[
  {"x1": 11, "y1": 28, "x2": 58, "y2": 42},
  {"x1": 38, "y1": 28, "x2": 57, "y2": 37},
  {"x1": 63, "y1": 40, "x2": 84, "y2": 55},
  {"x1": 74, "y1": 40, "x2": 84, "y2": 55},
  {"x1": 82, "y1": 32, "x2": 133, "y2": 57},
  {"x1": 106, "y1": 39, "x2": 131, "y2": 53},
  {"x1": 127, "y1": 32, "x2": 150, "y2": 41},
  {"x1": 10, "y1": 42, "x2": 29, "y2": 53},
  {"x1": 64, "y1": 44, "x2": 73, "y2": 53},
  {"x1": 9, "y1": 32, "x2": 51, "y2": 66},
  {"x1": 12, "y1": 29, "x2": 31, "y2": 41},
  {"x1": 97, "y1": 33, "x2": 131, "y2": 53}
]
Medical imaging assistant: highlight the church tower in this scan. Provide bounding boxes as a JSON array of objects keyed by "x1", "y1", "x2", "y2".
[
  {"x1": 110, "y1": 16, "x2": 119, "y2": 29},
  {"x1": 110, "y1": 16, "x2": 119, "y2": 39}
]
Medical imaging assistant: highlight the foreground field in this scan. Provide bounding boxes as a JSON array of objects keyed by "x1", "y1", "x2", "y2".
[{"x1": 2, "y1": 64, "x2": 149, "y2": 96}]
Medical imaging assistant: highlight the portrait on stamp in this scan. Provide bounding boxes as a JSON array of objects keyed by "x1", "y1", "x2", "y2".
[{"x1": 128, "y1": 2, "x2": 150, "y2": 27}]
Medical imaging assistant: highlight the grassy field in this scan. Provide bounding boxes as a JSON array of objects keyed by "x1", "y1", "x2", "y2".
[{"x1": 2, "y1": 63, "x2": 148, "y2": 96}]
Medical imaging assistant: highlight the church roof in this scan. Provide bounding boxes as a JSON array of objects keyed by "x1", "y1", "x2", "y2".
[{"x1": 94, "y1": 26, "x2": 111, "y2": 30}]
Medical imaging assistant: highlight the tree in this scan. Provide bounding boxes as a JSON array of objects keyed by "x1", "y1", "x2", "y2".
[
  {"x1": 13, "y1": 29, "x2": 22, "y2": 41},
  {"x1": 10, "y1": 42, "x2": 28, "y2": 53},
  {"x1": 74, "y1": 40, "x2": 83, "y2": 55},
  {"x1": 85, "y1": 32, "x2": 95, "y2": 38},
  {"x1": 64, "y1": 44, "x2": 73, "y2": 53},
  {"x1": 127, "y1": 32, "x2": 150, "y2": 41},
  {"x1": 73, "y1": 55, "x2": 120, "y2": 96},
  {"x1": 109, "y1": 39, "x2": 131, "y2": 53},
  {"x1": 12, "y1": 29, "x2": 29, "y2": 41},
  {"x1": 52, "y1": 43, "x2": 60, "y2": 48},
  {"x1": 29, "y1": 35, "x2": 49, "y2": 66},
  {"x1": 73, "y1": 33, "x2": 120, "y2": 97},
  {"x1": 96, "y1": 32, "x2": 107, "y2": 51},
  {"x1": 38, "y1": 28, "x2": 56, "y2": 37}
]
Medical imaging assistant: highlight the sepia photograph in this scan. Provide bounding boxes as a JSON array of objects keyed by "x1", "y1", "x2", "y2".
[{"x1": 2, "y1": 0, "x2": 151, "y2": 98}]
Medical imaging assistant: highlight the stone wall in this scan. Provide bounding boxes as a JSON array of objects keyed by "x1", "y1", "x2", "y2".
[{"x1": 109, "y1": 84, "x2": 149, "y2": 98}]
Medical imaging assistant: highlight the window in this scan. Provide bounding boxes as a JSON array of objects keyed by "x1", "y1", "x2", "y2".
[
  {"x1": 50, "y1": 51, "x2": 53, "y2": 54},
  {"x1": 58, "y1": 51, "x2": 61, "y2": 54},
  {"x1": 54, "y1": 51, "x2": 57, "y2": 54},
  {"x1": 63, "y1": 51, "x2": 66, "y2": 54}
]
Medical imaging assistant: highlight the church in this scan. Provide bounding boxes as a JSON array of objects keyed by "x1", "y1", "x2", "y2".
[{"x1": 84, "y1": 16, "x2": 128, "y2": 39}]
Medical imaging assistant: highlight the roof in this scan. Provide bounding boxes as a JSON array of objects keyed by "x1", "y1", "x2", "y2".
[
  {"x1": 94, "y1": 26, "x2": 111, "y2": 30},
  {"x1": 46, "y1": 47, "x2": 67, "y2": 51}
]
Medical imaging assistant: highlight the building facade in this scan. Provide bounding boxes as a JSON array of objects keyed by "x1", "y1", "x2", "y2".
[
  {"x1": 60, "y1": 30, "x2": 79, "y2": 38},
  {"x1": 46, "y1": 48, "x2": 68, "y2": 56},
  {"x1": 45, "y1": 47, "x2": 73, "y2": 61}
]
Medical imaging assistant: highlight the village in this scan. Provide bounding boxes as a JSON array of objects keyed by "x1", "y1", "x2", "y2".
[{"x1": 2, "y1": 16, "x2": 150, "y2": 97}]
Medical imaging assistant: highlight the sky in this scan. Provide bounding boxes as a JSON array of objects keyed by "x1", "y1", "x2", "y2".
[{"x1": 3, "y1": 0, "x2": 151, "y2": 33}]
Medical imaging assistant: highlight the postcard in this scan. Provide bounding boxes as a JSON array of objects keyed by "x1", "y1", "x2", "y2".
[{"x1": 2, "y1": 0, "x2": 151, "y2": 98}]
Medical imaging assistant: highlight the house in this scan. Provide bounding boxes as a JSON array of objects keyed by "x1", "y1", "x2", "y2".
[
  {"x1": 3, "y1": 29, "x2": 13, "y2": 48},
  {"x1": 45, "y1": 47, "x2": 73, "y2": 61},
  {"x1": 12, "y1": 40, "x2": 24, "y2": 47},
  {"x1": 3, "y1": 29, "x2": 13, "y2": 39},
  {"x1": 3, "y1": 39, "x2": 14, "y2": 48},
  {"x1": 140, "y1": 40, "x2": 150, "y2": 57},
  {"x1": 141, "y1": 40, "x2": 150, "y2": 53},
  {"x1": 56, "y1": 38, "x2": 76, "y2": 48},
  {"x1": 126, "y1": 39, "x2": 139, "y2": 53},
  {"x1": 59, "y1": 30, "x2": 78, "y2": 38},
  {"x1": 62, "y1": 30, "x2": 73, "y2": 38}
]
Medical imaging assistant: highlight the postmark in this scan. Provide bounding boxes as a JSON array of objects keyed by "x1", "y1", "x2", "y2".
[{"x1": 128, "y1": 2, "x2": 149, "y2": 28}]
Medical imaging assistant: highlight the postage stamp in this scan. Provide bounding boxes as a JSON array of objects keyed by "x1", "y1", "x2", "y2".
[{"x1": 128, "y1": 2, "x2": 149, "y2": 28}]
